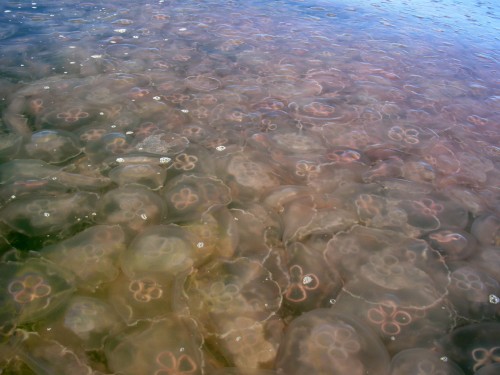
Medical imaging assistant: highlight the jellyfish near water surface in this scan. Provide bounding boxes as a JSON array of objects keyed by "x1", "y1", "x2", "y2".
[{"x1": 0, "y1": 0, "x2": 499, "y2": 374}]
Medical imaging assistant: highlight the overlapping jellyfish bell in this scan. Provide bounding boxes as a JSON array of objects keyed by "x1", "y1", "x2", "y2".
[
  {"x1": 425, "y1": 228, "x2": 477, "y2": 261},
  {"x1": 0, "y1": 158, "x2": 110, "y2": 192},
  {"x1": 384, "y1": 123, "x2": 434, "y2": 149},
  {"x1": 0, "y1": 257, "x2": 75, "y2": 330},
  {"x1": 183, "y1": 207, "x2": 239, "y2": 261},
  {"x1": 41, "y1": 225, "x2": 126, "y2": 292},
  {"x1": 451, "y1": 151, "x2": 495, "y2": 188},
  {"x1": 471, "y1": 214, "x2": 500, "y2": 247},
  {"x1": 332, "y1": 285, "x2": 453, "y2": 355},
  {"x1": 24, "y1": 130, "x2": 82, "y2": 164},
  {"x1": 163, "y1": 174, "x2": 231, "y2": 223},
  {"x1": 324, "y1": 225, "x2": 450, "y2": 306},
  {"x1": 84, "y1": 132, "x2": 134, "y2": 162},
  {"x1": 181, "y1": 257, "x2": 282, "y2": 336},
  {"x1": 207, "y1": 369, "x2": 278, "y2": 375},
  {"x1": 134, "y1": 132, "x2": 190, "y2": 156},
  {"x1": 281, "y1": 195, "x2": 358, "y2": 244},
  {"x1": 395, "y1": 192, "x2": 469, "y2": 233},
  {"x1": 251, "y1": 130, "x2": 326, "y2": 156},
  {"x1": 108, "y1": 272, "x2": 173, "y2": 325},
  {"x1": 108, "y1": 163, "x2": 167, "y2": 190},
  {"x1": 0, "y1": 133, "x2": 23, "y2": 162},
  {"x1": 446, "y1": 265, "x2": 500, "y2": 322},
  {"x1": 40, "y1": 295, "x2": 122, "y2": 350},
  {"x1": 96, "y1": 186, "x2": 166, "y2": 234},
  {"x1": 208, "y1": 317, "x2": 280, "y2": 370},
  {"x1": 438, "y1": 323, "x2": 500, "y2": 374},
  {"x1": 7, "y1": 330, "x2": 95, "y2": 375},
  {"x1": 185, "y1": 75, "x2": 221, "y2": 92},
  {"x1": 167, "y1": 145, "x2": 215, "y2": 178},
  {"x1": 262, "y1": 76, "x2": 322, "y2": 100},
  {"x1": 281, "y1": 241, "x2": 342, "y2": 316},
  {"x1": 470, "y1": 247, "x2": 500, "y2": 282},
  {"x1": 0, "y1": 191, "x2": 98, "y2": 238},
  {"x1": 41, "y1": 103, "x2": 98, "y2": 131},
  {"x1": 275, "y1": 309, "x2": 389, "y2": 375},
  {"x1": 389, "y1": 348, "x2": 465, "y2": 375},
  {"x1": 105, "y1": 316, "x2": 204, "y2": 375},
  {"x1": 121, "y1": 224, "x2": 196, "y2": 281}
]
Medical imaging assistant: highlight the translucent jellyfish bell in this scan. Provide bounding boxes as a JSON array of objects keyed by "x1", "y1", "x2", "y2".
[
  {"x1": 121, "y1": 224, "x2": 196, "y2": 280},
  {"x1": 96, "y1": 186, "x2": 166, "y2": 233},
  {"x1": 182, "y1": 257, "x2": 282, "y2": 336},
  {"x1": 106, "y1": 316, "x2": 203, "y2": 375},
  {"x1": 389, "y1": 348, "x2": 465, "y2": 375},
  {"x1": 276, "y1": 309, "x2": 389, "y2": 375},
  {"x1": 40, "y1": 296, "x2": 123, "y2": 350},
  {"x1": 164, "y1": 174, "x2": 231, "y2": 223},
  {"x1": 438, "y1": 323, "x2": 500, "y2": 374},
  {"x1": 41, "y1": 225, "x2": 126, "y2": 291},
  {"x1": 108, "y1": 163, "x2": 167, "y2": 190},
  {"x1": 282, "y1": 241, "x2": 342, "y2": 316},
  {"x1": 0, "y1": 257, "x2": 75, "y2": 327},
  {"x1": 0, "y1": 192, "x2": 98, "y2": 237},
  {"x1": 24, "y1": 130, "x2": 82, "y2": 164}
]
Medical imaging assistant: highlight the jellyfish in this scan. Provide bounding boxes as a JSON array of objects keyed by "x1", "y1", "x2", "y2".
[
  {"x1": 224, "y1": 153, "x2": 281, "y2": 201},
  {"x1": 0, "y1": 257, "x2": 75, "y2": 328},
  {"x1": 389, "y1": 348, "x2": 465, "y2": 375},
  {"x1": 108, "y1": 163, "x2": 167, "y2": 190},
  {"x1": 41, "y1": 225, "x2": 126, "y2": 291},
  {"x1": 43, "y1": 296, "x2": 122, "y2": 350},
  {"x1": 164, "y1": 174, "x2": 231, "y2": 223},
  {"x1": 275, "y1": 309, "x2": 389, "y2": 375},
  {"x1": 471, "y1": 214, "x2": 500, "y2": 247},
  {"x1": 426, "y1": 229, "x2": 477, "y2": 261},
  {"x1": 281, "y1": 241, "x2": 342, "y2": 316},
  {"x1": 447, "y1": 265, "x2": 500, "y2": 322},
  {"x1": 7, "y1": 330, "x2": 95, "y2": 375},
  {"x1": 120, "y1": 224, "x2": 196, "y2": 280},
  {"x1": 438, "y1": 323, "x2": 500, "y2": 374},
  {"x1": 24, "y1": 130, "x2": 82, "y2": 164},
  {"x1": 0, "y1": 191, "x2": 98, "y2": 237},
  {"x1": 0, "y1": 133, "x2": 23, "y2": 162},
  {"x1": 96, "y1": 186, "x2": 166, "y2": 233},
  {"x1": 105, "y1": 316, "x2": 203, "y2": 375},
  {"x1": 182, "y1": 257, "x2": 282, "y2": 336},
  {"x1": 332, "y1": 288, "x2": 453, "y2": 355}
]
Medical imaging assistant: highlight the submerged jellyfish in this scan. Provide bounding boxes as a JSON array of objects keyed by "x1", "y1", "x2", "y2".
[
  {"x1": 105, "y1": 316, "x2": 203, "y2": 375},
  {"x1": 282, "y1": 241, "x2": 342, "y2": 316},
  {"x1": 0, "y1": 192, "x2": 98, "y2": 237},
  {"x1": 389, "y1": 348, "x2": 465, "y2": 375},
  {"x1": 96, "y1": 186, "x2": 166, "y2": 233},
  {"x1": 224, "y1": 153, "x2": 281, "y2": 200},
  {"x1": 182, "y1": 257, "x2": 282, "y2": 336},
  {"x1": 108, "y1": 273, "x2": 174, "y2": 324},
  {"x1": 164, "y1": 174, "x2": 231, "y2": 222},
  {"x1": 0, "y1": 257, "x2": 74, "y2": 328},
  {"x1": 109, "y1": 163, "x2": 167, "y2": 190},
  {"x1": 7, "y1": 330, "x2": 95, "y2": 375},
  {"x1": 41, "y1": 225, "x2": 126, "y2": 291},
  {"x1": 438, "y1": 323, "x2": 500, "y2": 374},
  {"x1": 120, "y1": 224, "x2": 196, "y2": 280},
  {"x1": 44, "y1": 296, "x2": 122, "y2": 350},
  {"x1": 24, "y1": 130, "x2": 82, "y2": 164},
  {"x1": 275, "y1": 309, "x2": 389, "y2": 375}
]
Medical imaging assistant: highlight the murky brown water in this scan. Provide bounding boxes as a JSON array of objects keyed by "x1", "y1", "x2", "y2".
[{"x1": 0, "y1": 0, "x2": 499, "y2": 374}]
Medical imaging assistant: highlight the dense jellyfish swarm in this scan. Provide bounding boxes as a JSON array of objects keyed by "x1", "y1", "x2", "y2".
[{"x1": 0, "y1": 0, "x2": 499, "y2": 374}]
